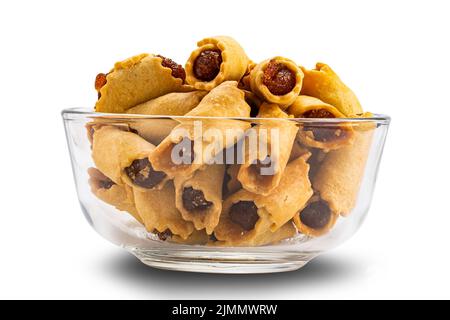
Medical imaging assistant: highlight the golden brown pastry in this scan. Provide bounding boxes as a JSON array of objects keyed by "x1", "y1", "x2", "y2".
[
  {"x1": 312, "y1": 126, "x2": 374, "y2": 216},
  {"x1": 149, "y1": 81, "x2": 251, "y2": 178},
  {"x1": 88, "y1": 167, "x2": 142, "y2": 224},
  {"x1": 288, "y1": 95, "x2": 355, "y2": 150},
  {"x1": 174, "y1": 164, "x2": 225, "y2": 234},
  {"x1": 238, "y1": 103, "x2": 299, "y2": 195},
  {"x1": 95, "y1": 54, "x2": 191, "y2": 113},
  {"x1": 293, "y1": 196, "x2": 339, "y2": 237},
  {"x1": 92, "y1": 126, "x2": 168, "y2": 191},
  {"x1": 223, "y1": 164, "x2": 242, "y2": 196},
  {"x1": 126, "y1": 91, "x2": 207, "y2": 116},
  {"x1": 185, "y1": 36, "x2": 250, "y2": 91},
  {"x1": 133, "y1": 181, "x2": 194, "y2": 239},
  {"x1": 214, "y1": 155, "x2": 313, "y2": 245},
  {"x1": 128, "y1": 119, "x2": 178, "y2": 146},
  {"x1": 300, "y1": 63, "x2": 363, "y2": 116},
  {"x1": 249, "y1": 57, "x2": 304, "y2": 108}
]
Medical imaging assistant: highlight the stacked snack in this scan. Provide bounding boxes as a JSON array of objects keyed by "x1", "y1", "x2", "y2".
[{"x1": 87, "y1": 36, "x2": 373, "y2": 246}]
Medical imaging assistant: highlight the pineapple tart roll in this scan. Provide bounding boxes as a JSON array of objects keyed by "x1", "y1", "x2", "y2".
[
  {"x1": 249, "y1": 57, "x2": 304, "y2": 108},
  {"x1": 185, "y1": 36, "x2": 250, "y2": 91},
  {"x1": 149, "y1": 81, "x2": 251, "y2": 179},
  {"x1": 133, "y1": 181, "x2": 194, "y2": 239},
  {"x1": 312, "y1": 125, "x2": 374, "y2": 217},
  {"x1": 174, "y1": 164, "x2": 225, "y2": 234},
  {"x1": 95, "y1": 53, "x2": 190, "y2": 113},
  {"x1": 92, "y1": 126, "x2": 168, "y2": 191},
  {"x1": 300, "y1": 63, "x2": 363, "y2": 116},
  {"x1": 88, "y1": 167, "x2": 142, "y2": 224},
  {"x1": 293, "y1": 196, "x2": 339, "y2": 237},
  {"x1": 214, "y1": 155, "x2": 313, "y2": 246},
  {"x1": 238, "y1": 103, "x2": 298, "y2": 195},
  {"x1": 288, "y1": 95, "x2": 355, "y2": 150}
]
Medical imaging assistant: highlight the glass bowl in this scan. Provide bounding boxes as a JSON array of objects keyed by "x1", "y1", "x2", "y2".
[{"x1": 62, "y1": 108, "x2": 389, "y2": 274}]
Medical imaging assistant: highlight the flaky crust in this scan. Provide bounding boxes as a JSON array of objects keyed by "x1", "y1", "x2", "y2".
[
  {"x1": 92, "y1": 126, "x2": 169, "y2": 191},
  {"x1": 95, "y1": 54, "x2": 190, "y2": 113},
  {"x1": 88, "y1": 167, "x2": 142, "y2": 224},
  {"x1": 149, "y1": 82, "x2": 251, "y2": 178},
  {"x1": 133, "y1": 181, "x2": 194, "y2": 239},
  {"x1": 249, "y1": 57, "x2": 304, "y2": 108},
  {"x1": 126, "y1": 91, "x2": 207, "y2": 116},
  {"x1": 289, "y1": 95, "x2": 355, "y2": 150},
  {"x1": 312, "y1": 127, "x2": 374, "y2": 216},
  {"x1": 174, "y1": 165, "x2": 225, "y2": 234},
  {"x1": 185, "y1": 36, "x2": 250, "y2": 91},
  {"x1": 238, "y1": 103, "x2": 299, "y2": 195},
  {"x1": 293, "y1": 198, "x2": 339, "y2": 237},
  {"x1": 300, "y1": 63, "x2": 363, "y2": 116},
  {"x1": 214, "y1": 155, "x2": 313, "y2": 245}
]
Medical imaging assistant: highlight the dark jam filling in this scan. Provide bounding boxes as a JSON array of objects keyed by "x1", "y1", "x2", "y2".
[
  {"x1": 156, "y1": 54, "x2": 186, "y2": 81},
  {"x1": 182, "y1": 187, "x2": 213, "y2": 212},
  {"x1": 301, "y1": 109, "x2": 345, "y2": 142},
  {"x1": 262, "y1": 60, "x2": 296, "y2": 95},
  {"x1": 300, "y1": 201, "x2": 332, "y2": 229},
  {"x1": 124, "y1": 158, "x2": 166, "y2": 189},
  {"x1": 193, "y1": 49, "x2": 222, "y2": 81},
  {"x1": 99, "y1": 178, "x2": 115, "y2": 189},
  {"x1": 229, "y1": 201, "x2": 259, "y2": 231}
]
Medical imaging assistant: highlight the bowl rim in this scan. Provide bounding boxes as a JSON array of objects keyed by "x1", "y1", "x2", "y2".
[{"x1": 61, "y1": 107, "x2": 391, "y2": 124}]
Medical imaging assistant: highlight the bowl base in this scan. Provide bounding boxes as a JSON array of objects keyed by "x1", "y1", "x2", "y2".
[{"x1": 127, "y1": 247, "x2": 318, "y2": 274}]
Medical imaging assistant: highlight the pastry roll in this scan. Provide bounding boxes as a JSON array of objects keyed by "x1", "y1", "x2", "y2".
[
  {"x1": 185, "y1": 36, "x2": 250, "y2": 91},
  {"x1": 288, "y1": 95, "x2": 354, "y2": 150},
  {"x1": 174, "y1": 164, "x2": 225, "y2": 234},
  {"x1": 126, "y1": 91, "x2": 207, "y2": 116},
  {"x1": 149, "y1": 81, "x2": 251, "y2": 178},
  {"x1": 88, "y1": 167, "x2": 142, "y2": 224},
  {"x1": 92, "y1": 126, "x2": 168, "y2": 191},
  {"x1": 133, "y1": 181, "x2": 194, "y2": 239},
  {"x1": 95, "y1": 54, "x2": 191, "y2": 113},
  {"x1": 293, "y1": 196, "x2": 339, "y2": 237},
  {"x1": 238, "y1": 103, "x2": 299, "y2": 195},
  {"x1": 300, "y1": 63, "x2": 363, "y2": 116},
  {"x1": 312, "y1": 126, "x2": 374, "y2": 216},
  {"x1": 127, "y1": 119, "x2": 178, "y2": 146},
  {"x1": 214, "y1": 156, "x2": 313, "y2": 245},
  {"x1": 125, "y1": 91, "x2": 207, "y2": 145},
  {"x1": 249, "y1": 57, "x2": 304, "y2": 108}
]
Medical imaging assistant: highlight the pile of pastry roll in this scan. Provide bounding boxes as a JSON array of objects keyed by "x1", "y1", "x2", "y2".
[{"x1": 87, "y1": 36, "x2": 374, "y2": 246}]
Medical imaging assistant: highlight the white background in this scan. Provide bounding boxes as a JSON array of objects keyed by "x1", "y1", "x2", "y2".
[{"x1": 1, "y1": 0, "x2": 449, "y2": 299}]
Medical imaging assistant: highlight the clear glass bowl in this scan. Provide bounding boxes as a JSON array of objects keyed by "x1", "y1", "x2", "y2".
[{"x1": 62, "y1": 108, "x2": 389, "y2": 273}]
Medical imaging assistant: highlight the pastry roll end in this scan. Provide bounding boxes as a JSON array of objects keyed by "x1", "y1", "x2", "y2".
[{"x1": 250, "y1": 57, "x2": 304, "y2": 108}]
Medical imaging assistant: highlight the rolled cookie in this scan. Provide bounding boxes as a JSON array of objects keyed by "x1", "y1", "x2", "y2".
[
  {"x1": 174, "y1": 164, "x2": 225, "y2": 234},
  {"x1": 238, "y1": 103, "x2": 298, "y2": 195},
  {"x1": 88, "y1": 167, "x2": 142, "y2": 224},
  {"x1": 293, "y1": 196, "x2": 339, "y2": 237},
  {"x1": 249, "y1": 57, "x2": 304, "y2": 108},
  {"x1": 300, "y1": 63, "x2": 363, "y2": 116},
  {"x1": 288, "y1": 95, "x2": 354, "y2": 150},
  {"x1": 214, "y1": 155, "x2": 313, "y2": 245},
  {"x1": 133, "y1": 181, "x2": 194, "y2": 239},
  {"x1": 92, "y1": 126, "x2": 168, "y2": 191},
  {"x1": 185, "y1": 36, "x2": 250, "y2": 91},
  {"x1": 149, "y1": 81, "x2": 251, "y2": 178},
  {"x1": 95, "y1": 54, "x2": 191, "y2": 113},
  {"x1": 312, "y1": 126, "x2": 374, "y2": 216}
]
